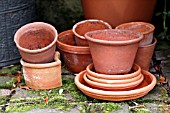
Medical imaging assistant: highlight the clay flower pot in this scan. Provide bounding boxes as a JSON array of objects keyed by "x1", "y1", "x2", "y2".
[
  {"x1": 74, "y1": 70, "x2": 156, "y2": 101},
  {"x1": 72, "y1": 19, "x2": 112, "y2": 46},
  {"x1": 84, "y1": 72, "x2": 144, "y2": 91},
  {"x1": 86, "y1": 63, "x2": 141, "y2": 80},
  {"x1": 116, "y1": 22, "x2": 155, "y2": 46},
  {"x1": 20, "y1": 52, "x2": 62, "y2": 90},
  {"x1": 14, "y1": 22, "x2": 58, "y2": 63},
  {"x1": 81, "y1": 0, "x2": 157, "y2": 28},
  {"x1": 85, "y1": 29, "x2": 143, "y2": 74},
  {"x1": 56, "y1": 30, "x2": 93, "y2": 73},
  {"x1": 134, "y1": 38, "x2": 157, "y2": 71}
]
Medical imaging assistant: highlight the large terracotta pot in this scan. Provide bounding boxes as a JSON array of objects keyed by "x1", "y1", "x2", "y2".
[
  {"x1": 74, "y1": 70, "x2": 156, "y2": 101},
  {"x1": 14, "y1": 22, "x2": 58, "y2": 63},
  {"x1": 135, "y1": 38, "x2": 157, "y2": 71},
  {"x1": 56, "y1": 30, "x2": 93, "y2": 73},
  {"x1": 72, "y1": 19, "x2": 112, "y2": 46},
  {"x1": 85, "y1": 29, "x2": 143, "y2": 74},
  {"x1": 116, "y1": 22, "x2": 155, "y2": 46},
  {"x1": 81, "y1": 0, "x2": 157, "y2": 28},
  {"x1": 20, "y1": 52, "x2": 62, "y2": 90},
  {"x1": 86, "y1": 63, "x2": 141, "y2": 80}
]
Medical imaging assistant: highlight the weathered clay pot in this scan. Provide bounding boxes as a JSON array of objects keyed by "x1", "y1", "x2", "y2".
[
  {"x1": 72, "y1": 19, "x2": 112, "y2": 46},
  {"x1": 74, "y1": 70, "x2": 156, "y2": 101},
  {"x1": 134, "y1": 38, "x2": 157, "y2": 71},
  {"x1": 86, "y1": 63, "x2": 141, "y2": 80},
  {"x1": 56, "y1": 30, "x2": 93, "y2": 73},
  {"x1": 20, "y1": 52, "x2": 62, "y2": 90},
  {"x1": 85, "y1": 29, "x2": 143, "y2": 74},
  {"x1": 84, "y1": 72, "x2": 144, "y2": 91},
  {"x1": 116, "y1": 22, "x2": 155, "y2": 46},
  {"x1": 14, "y1": 22, "x2": 58, "y2": 63},
  {"x1": 81, "y1": 0, "x2": 157, "y2": 28}
]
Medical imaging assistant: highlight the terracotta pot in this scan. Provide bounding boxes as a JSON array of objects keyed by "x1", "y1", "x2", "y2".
[
  {"x1": 56, "y1": 30, "x2": 93, "y2": 73},
  {"x1": 86, "y1": 63, "x2": 141, "y2": 80},
  {"x1": 81, "y1": 0, "x2": 157, "y2": 28},
  {"x1": 14, "y1": 22, "x2": 58, "y2": 63},
  {"x1": 86, "y1": 72, "x2": 142, "y2": 84},
  {"x1": 85, "y1": 29, "x2": 143, "y2": 74},
  {"x1": 134, "y1": 38, "x2": 157, "y2": 71},
  {"x1": 74, "y1": 70, "x2": 156, "y2": 101},
  {"x1": 20, "y1": 52, "x2": 62, "y2": 90},
  {"x1": 84, "y1": 72, "x2": 143, "y2": 91},
  {"x1": 116, "y1": 22, "x2": 155, "y2": 46},
  {"x1": 72, "y1": 19, "x2": 112, "y2": 46}
]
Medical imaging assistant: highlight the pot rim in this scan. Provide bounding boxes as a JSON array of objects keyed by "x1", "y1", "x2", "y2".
[
  {"x1": 139, "y1": 38, "x2": 157, "y2": 48},
  {"x1": 86, "y1": 63, "x2": 141, "y2": 80},
  {"x1": 115, "y1": 22, "x2": 155, "y2": 35},
  {"x1": 57, "y1": 30, "x2": 91, "y2": 54},
  {"x1": 85, "y1": 29, "x2": 143, "y2": 45},
  {"x1": 14, "y1": 22, "x2": 58, "y2": 53},
  {"x1": 20, "y1": 52, "x2": 61, "y2": 68},
  {"x1": 74, "y1": 70, "x2": 156, "y2": 95},
  {"x1": 72, "y1": 19, "x2": 112, "y2": 40}
]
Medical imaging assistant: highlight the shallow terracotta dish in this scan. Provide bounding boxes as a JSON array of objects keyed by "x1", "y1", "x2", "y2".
[
  {"x1": 74, "y1": 70, "x2": 156, "y2": 101},
  {"x1": 86, "y1": 72, "x2": 142, "y2": 84},
  {"x1": 86, "y1": 63, "x2": 141, "y2": 80},
  {"x1": 84, "y1": 72, "x2": 143, "y2": 91},
  {"x1": 72, "y1": 19, "x2": 112, "y2": 46}
]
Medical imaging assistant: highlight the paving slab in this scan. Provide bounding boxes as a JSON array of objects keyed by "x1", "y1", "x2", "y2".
[
  {"x1": 0, "y1": 76, "x2": 16, "y2": 89},
  {"x1": 145, "y1": 103, "x2": 158, "y2": 113}
]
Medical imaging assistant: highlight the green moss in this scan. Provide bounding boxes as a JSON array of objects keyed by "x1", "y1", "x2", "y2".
[
  {"x1": 79, "y1": 103, "x2": 121, "y2": 113},
  {"x1": 0, "y1": 65, "x2": 21, "y2": 74},
  {"x1": 0, "y1": 77, "x2": 17, "y2": 89},
  {"x1": 0, "y1": 96, "x2": 8, "y2": 105},
  {"x1": 131, "y1": 108, "x2": 150, "y2": 113}
]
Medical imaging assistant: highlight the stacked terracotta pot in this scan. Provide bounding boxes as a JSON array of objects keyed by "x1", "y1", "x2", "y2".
[
  {"x1": 14, "y1": 22, "x2": 62, "y2": 90},
  {"x1": 56, "y1": 19, "x2": 112, "y2": 73},
  {"x1": 73, "y1": 20, "x2": 157, "y2": 101},
  {"x1": 116, "y1": 22, "x2": 157, "y2": 71}
]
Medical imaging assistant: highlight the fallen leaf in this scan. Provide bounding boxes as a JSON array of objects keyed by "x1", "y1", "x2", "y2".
[
  {"x1": 159, "y1": 75, "x2": 167, "y2": 84},
  {"x1": 19, "y1": 85, "x2": 30, "y2": 90},
  {"x1": 44, "y1": 97, "x2": 48, "y2": 104}
]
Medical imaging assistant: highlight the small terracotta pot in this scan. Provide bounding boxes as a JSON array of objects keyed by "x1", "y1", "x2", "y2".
[
  {"x1": 134, "y1": 38, "x2": 157, "y2": 71},
  {"x1": 84, "y1": 72, "x2": 144, "y2": 91},
  {"x1": 20, "y1": 52, "x2": 62, "y2": 90},
  {"x1": 74, "y1": 70, "x2": 156, "y2": 101},
  {"x1": 86, "y1": 63, "x2": 141, "y2": 80},
  {"x1": 72, "y1": 19, "x2": 112, "y2": 46},
  {"x1": 86, "y1": 72, "x2": 142, "y2": 84},
  {"x1": 115, "y1": 22, "x2": 155, "y2": 46},
  {"x1": 56, "y1": 30, "x2": 93, "y2": 73},
  {"x1": 14, "y1": 22, "x2": 58, "y2": 63},
  {"x1": 81, "y1": 0, "x2": 157, "y2": 28},
  {"x1": 85, "y1": 29, "x2": 143, "y2": 74}
]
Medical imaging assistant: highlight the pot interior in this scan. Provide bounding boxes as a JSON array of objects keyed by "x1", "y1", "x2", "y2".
[
  {"x1": 88, "y1": 30, "x2": 140, "y2": 41},
  {"x1": 76, "y1": 21, "x2": 110, "y2": 36},
  {"x1": 58, "y1": 32, "x2": 76, "y2": 46},
  {"x1": 19, "y1": 29, "x2": 54, "y2": 50},
  {"x1": 117, "y1": 23, "x2": 153, "y2": 33}
]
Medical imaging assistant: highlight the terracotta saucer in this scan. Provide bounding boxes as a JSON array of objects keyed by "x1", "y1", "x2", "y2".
[
  {"x1": 86, "y1": 72, "x2": 142, "y2": 84},
  {"x1": 84, "y1": 72, "x2": 144, "y2": 91},
  {"x1": 86, "y1": 63, "x2": 141, "y2": 80},
  {"x1": 74, "y1": 70, "x2": 156, "y2": 101}
]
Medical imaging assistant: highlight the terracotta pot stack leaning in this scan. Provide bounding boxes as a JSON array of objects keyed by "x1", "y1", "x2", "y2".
[
  {"x1": 14, "y1": 22, "x2": 62, "y2": 89},
  {"x1": 116, "y1": 22, "x2": 157, "y2": 70},
  {"x1": 73, "y1": 20, "x2": 157, "y2": 101}
]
